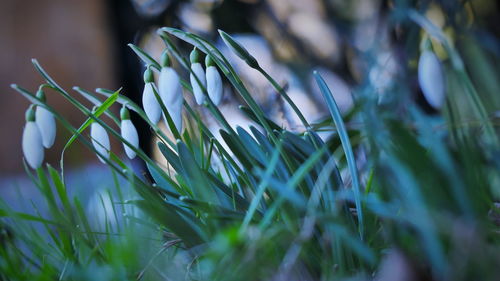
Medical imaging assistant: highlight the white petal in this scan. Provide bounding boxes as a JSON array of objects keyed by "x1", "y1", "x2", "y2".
[
  {"x1": 36, "y1": 106, "x2": 56, "y2": 148},
  {"x1": 159, "y1": 67, "x2": 184, "y2": 133},
  {"x1": 190, "y1": 63, "x2": 206, "y2": 105},
  {"x1": 22, "y1": 121, "x2": 44, "y2": 169},
  {"x1": 206, "y1": 66, "x2": 223, "y2": 105},
  {"x1": 142, "y1": 83, "x2": 161, "y2": 124},
  {"x1": 90, "y1": 122, "x2": 110, "y2": 163},
  {"x1": 418, "y1": 51, "x2": 445, "y2": 109},
  {"x1": 167, "y1": 102, "x2": 183, "y2": 133},
  {"x1": 158, "y1": 67, "x2": 183, "y2": 105},
  {"x1": 121, "y1": 119, "x2": 139, "y2": 159}
]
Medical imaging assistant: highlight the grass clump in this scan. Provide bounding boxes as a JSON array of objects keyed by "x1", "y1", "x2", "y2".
[{"x1": 3, "y1": 6, "x2": 500, "y2": 281}]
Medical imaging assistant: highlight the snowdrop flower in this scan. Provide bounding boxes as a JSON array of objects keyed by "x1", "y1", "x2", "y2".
[
  {"x1": 205, "y1": 55, "x2": 223, "y2": 105},
  {"x1": 35, "y1": 89, "x2": 56, "y2": 148},
  {"x1": 418, "y1": 50, "x2": 445, "y2": 109},
  {"x1": 158, "y1": 51, "x2": 183, "y2": 133},
  {"x1": 142, "y1": 67, "x2": 162, "y2": 124},
  {"x1": 22, "y1": 106, "x2": 44, "y2": 169},
  {"x1": 189, "y1": 48, "x2": 206, "y2": 105},
  {"x1": 120, "y1": 106, "x2": 139, "y2": 159},
  {"x1": 90, "y1": 111, "x2": 110, "y2": 163}
]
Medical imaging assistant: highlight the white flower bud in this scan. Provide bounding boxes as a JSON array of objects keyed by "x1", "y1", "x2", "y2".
[
  {"x1": 418, "y1": 50, "x2": 445, "y2": 109},
  {"x1": 120, "y1": 120, "x2": 139, "y2": 159},
  {"x1": 142, "y1": 82, "x2": 161, "y2": 124},
  {"x1": 22, "y1": 121, "x2": 44, "y2": 169},
  {"x1": 35, "y1": 106, "x2": 56, "y2": 148},
  {"x1": 206, "y1": 66, "x2": 223, "y2": 106},
  {"x1": 90, "y1": 122, "x2": 110, "y2": 163},
  {"x1": 158, "y1": 67, "x2": 184, "y2": 132},
  {"x1": 120, "y1": 107, "x2": 139, "y2": 159},
  {"x1": 190, "y1": 63, "x2": 206, "y2": 105}
]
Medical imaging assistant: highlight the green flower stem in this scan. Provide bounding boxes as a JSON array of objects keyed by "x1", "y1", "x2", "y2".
[{"x1": 256, "y1": 66, "x2": 311, "y2": 130}]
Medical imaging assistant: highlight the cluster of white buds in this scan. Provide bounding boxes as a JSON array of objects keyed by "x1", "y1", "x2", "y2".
[
  {"x1": 187, "y1": 47, "x2": 224, "y2": 106},
  {"x1": 120, "y1": 105, "x2": 139, "y2": 159},
  {"x1": 22, "y1": 88, "x2": 57, "y2": 169},
  {"x1": 139, "y1": 49, "x2": 225, "y2": 135},
  {"x1": 90, "y1": 107, "x2": 111, "y2": 164},
  {"x1": 418, "y1": 49, "x2": 445, "y2": 109},
  {"x1": 91, "y1": 105, "x2": 140, "y2": 162},
  {"x1": 158, "y1": 51, "x2": 184, "y2": 133}
]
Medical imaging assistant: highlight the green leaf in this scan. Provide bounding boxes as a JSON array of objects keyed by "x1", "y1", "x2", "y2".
[
  {"x1": 219, "y1": 129, "x2": 255, "y2": 170},
  {"x1": 0, "y1": 209, "x2": 60, "y2": 226},
  {"x1": 157, "y1": 142, "x2": 183, "y2": 174},
  {"x1": 241, "y1": 141, "x2": 283, "y2": 230},
  {"x1": 62, "y1": 88, "x2": 120, "y2": 151},
  {"x1": 47, "y1": 165, "x2": 72, "y2": 215},
  {"x1": 313, "y1": 71, "x2": 364, "y2": 239},
  {"x1": 72, "y1": 87, "x2": 120, "y2": 125},
  {"x1": 236, "y1": 126, "x2": 267, "y2": 166},
  {"x1": 128, "y1": 43, "x2": 161, "y2": 70},
  {"x1": 134, "y1": 199, "x2": 206, "y2": 247},
  {"x1": 238, "y1": 106, "x2": 283, "y2": 131},
  {"x1": 218, "y1": 29, "x2": 259, "y2": 69}
]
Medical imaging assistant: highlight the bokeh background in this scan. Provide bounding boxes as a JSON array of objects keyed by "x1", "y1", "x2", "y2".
[{"x1": 1, "y1": 0, "x2": 499, "y2": 177}]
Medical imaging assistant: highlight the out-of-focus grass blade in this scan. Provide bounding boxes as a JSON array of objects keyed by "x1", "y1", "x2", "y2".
[
  {"x1": 47, "y1": 165, "x2": 72, "y2": 214},
  {"x1": 241, "y1": 141, "x2": 283, "y2": 230},
  {"x1": 177, "y1": 141, "x2": 218, "y2": 204},
  {"x1": 313, "y1": 71, "x2": 364, "y2": 239},
  {"x1": 134, "y1": 199, "x2": 206, "y2": 247},
  {"x1": 0, "y1": 209, "x2": 60, "y2": 225}
]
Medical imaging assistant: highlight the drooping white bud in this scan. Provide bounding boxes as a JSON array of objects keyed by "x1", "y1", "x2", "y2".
[
  {"x1": 190, "y1": 63, "x2": 206, "y2": 105},
  {"x1": 158, "y1": 67, "x2": 182, "y2": 105},
  {"x1": 120, "y1": 106, "x2": 139, "y2": 159},
  {"x1": 206, "y1": 65, "x2": 223, "y2": 106},
  {"x1": 22, "y1": 107, "x2": 44, "y2": 169},
  {"x1": 35, "y1": 89, "x2": 56, "y2": 148},
  {"x1": 142, "y1": 82, "x2": 161, "y2": 124},
  {"x1": 120, "y1": 120, "x2": 139, "y2": 159},
  {"x1": 158, "y1": 66, "x2": 184, "y2": 133},
  {"x1": 142, "y1": 68, "x2": 161, "y2": 124},
  {"x1": 35, "y1": 107, "x2": 56, "y2": 148},
  {"x1": 90, "y1": 121, "x2": 110, "y2": 163},
  {"x1": 418, "y1": 50, "x2": 445, "y2": 109}
]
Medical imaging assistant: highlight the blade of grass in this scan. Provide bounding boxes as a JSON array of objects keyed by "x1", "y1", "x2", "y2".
[{"x1": 313, "y1": 71, "x2": 364, "y2": 239}]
